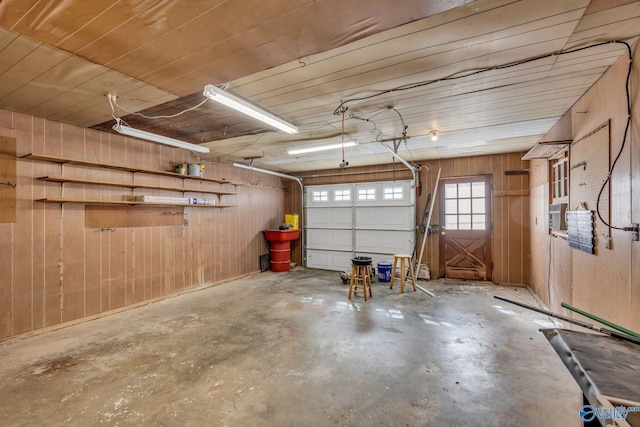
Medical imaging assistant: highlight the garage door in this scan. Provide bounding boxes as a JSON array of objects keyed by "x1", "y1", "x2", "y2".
[{"x1": 305, "y1": 181, "x2": 415, "y2": 271}]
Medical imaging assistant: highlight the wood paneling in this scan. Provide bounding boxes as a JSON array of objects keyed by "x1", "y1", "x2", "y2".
[
  {"x1": 569, "y1": 48, "x2": 634, "y2": 330},
  {"x1": 85, "y1": 206, "x2": 185, "y2": 228},
  {"x1": 549, "y1": 235, "x2": 573, "y2": 315},
  {"x1": 0, "y1": 111, "x2": 285, "y2": 340},
  {"x1": 633, "y1": 40, "x2": 640, "y2": 334},
  {"x1": 292, "y1": 152, "x2": 531, "y2": 285},
  {"x1": 530, "y1": 41, "x2": 640, "y2": 332},
  {"x1": 420, "y1": 153, "x2": 530, "y2": 285},
  {"x1": 529, "y1": 181, "x2": 549, "y2": 303},
  {"x1": 570, "y1": 121, "x2": 610, "y2": 215},
  {"x1": 0, "y1": 136, "x2": 16, "y2": 223}
]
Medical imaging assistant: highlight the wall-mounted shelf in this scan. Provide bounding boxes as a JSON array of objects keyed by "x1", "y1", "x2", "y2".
[
  {"x1": 22, "y1": 153, "x2": 238, "y2": 185},
  {"x1": 36, "y1": 198, "x2": 235, "y2": 208},
  {"x1": 22, "y1": 152, "x2": 237, "y2": 210},
  {"x1": 37, "y1": 176, "x2": 236, "y2": 195}
]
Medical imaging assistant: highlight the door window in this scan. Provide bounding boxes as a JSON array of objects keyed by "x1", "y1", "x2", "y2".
[{"x1": 444, "y1": 182, "x2": 487, "y2": 230}]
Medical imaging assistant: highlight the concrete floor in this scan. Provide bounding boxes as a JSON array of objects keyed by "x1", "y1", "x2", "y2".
[{"x1": 0, "y1": 268, "x2": 581, "y2": 426}]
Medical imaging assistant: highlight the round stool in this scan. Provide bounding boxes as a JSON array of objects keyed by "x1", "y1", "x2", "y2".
[
  {"x1": 348, "y1": 257, "x2": 373, "y2": 301},
  {"x1": 389, "y1": 254, "x2": 417, "y2": 293}
]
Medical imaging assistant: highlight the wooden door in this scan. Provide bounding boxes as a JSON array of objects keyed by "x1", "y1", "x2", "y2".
[{"x1": 439, "y1": 177, "x2": 492, "y2": 281}]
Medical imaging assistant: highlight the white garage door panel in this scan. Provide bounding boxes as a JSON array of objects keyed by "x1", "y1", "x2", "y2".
[
  {"x1": 305, "y1": 181, "x2": 414, "y2": 271},
  {"x1": 306, "y1": 185, "x2": 352, "y2": 207},
  {"x1": 306, "y1": 207, "x2": 352, "y2": 228},
  {"x1": 354, "y1": 182, "x2": 414, "y2": 207},
  {"x1": 307, "y1": 229, "x2": 352, "y2": 251},
  {"x1": 307, "y1": 249, "x2": 352, "y2": 271},
  {"x1": 356, "y1": 230, "x2": 414, "y2": 254},
  {"x1": 355, "y1": 206, "x2": 414, "y2": 230}
]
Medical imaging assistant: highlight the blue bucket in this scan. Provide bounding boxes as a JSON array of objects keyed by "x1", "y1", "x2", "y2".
[{"x1": 377, "y1": 262, "x2": 393, "y2": 282}]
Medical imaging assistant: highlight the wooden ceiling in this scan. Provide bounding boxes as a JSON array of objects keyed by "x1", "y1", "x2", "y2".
[{"x1": 0, "y1": 0, "x2": 639, "y2": 172}]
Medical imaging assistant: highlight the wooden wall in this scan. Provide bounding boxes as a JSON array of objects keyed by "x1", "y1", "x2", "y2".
[
  {"x1": 13, "y1": 42, "x2": 638, "y2": 338},
  {"x1": 528, "y1": 111, "x2": 573, "y2": 312},
  {"x1": 422, "y1": 153, "x2": 530, "y2": 285},
  {"x1": 0, "y1": 110, "x2": 286, "y2": 340},
  {"x1": 286, "y1": 152, "x2": 530, "y2": 285},
  {"x1": 529, "y1": 41, "x2": 640, "y2": 331}
]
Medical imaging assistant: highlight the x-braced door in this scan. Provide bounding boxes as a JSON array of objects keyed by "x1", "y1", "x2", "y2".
[{"x1": 439, "y1": 177, "x2": 492, "y2": 281}]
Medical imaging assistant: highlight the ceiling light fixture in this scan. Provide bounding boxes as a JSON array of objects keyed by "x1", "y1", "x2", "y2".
[
  {"x1": 112, "y1": 118, "x2": 210, "y2": 153},
  {"x1": 287, "y1": 141, "x2": 357, "y2": 155},
  {"x1": 431, "y1": 131, "x2": 439, "y2": 142},
  {"x1": 203, "y1": 84, "x2": 298, "y2": 134}
]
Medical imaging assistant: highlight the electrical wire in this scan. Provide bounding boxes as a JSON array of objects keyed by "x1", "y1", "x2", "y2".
[
  {"x1": 226, "y1": 133, "x2": 267, "y2": 156},
  {"x1": 331, "y1": 39, "x2": 634, "y2": 230},
  {"x1": 110, "y1": 94, "x2": 209, "y2": 120},
  {"x1": 349, "y1": 113, "x2": 375, "y2": 124},
  {"x1": 392, "y1": 108, "x2": 408, "y2": 136},
  {"x1": 351, "y1": 107, "x2": 410, "y2": 141},
  {"x1": 108, "y1": 93, "x2": 117, "y2": 119},
  {"x1": 402, "y1": 138, "x2": 416, "y2": 164},
  {"x1": 332, "y1": 40, "x2": 632, "y2": 115},
  {"x1": 595, "y1": 41, "x2": 633, "y2": 231},
  {"x1": 350, "y1": 112, "x2": 383, "y2": 141}
]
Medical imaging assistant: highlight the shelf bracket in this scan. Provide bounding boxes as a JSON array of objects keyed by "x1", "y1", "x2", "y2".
[{"x1": 571, "y1": 160, "x2": 587, "y2": 171}]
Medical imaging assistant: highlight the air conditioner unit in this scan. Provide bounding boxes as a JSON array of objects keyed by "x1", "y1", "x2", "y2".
[{"x1": 549, "y1": 202, "x2": 568, "y2": 231}]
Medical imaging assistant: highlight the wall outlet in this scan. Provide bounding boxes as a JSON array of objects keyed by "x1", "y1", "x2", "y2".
[
  {"x1": 184, "y1": 219, "x2": 189, "y2": 227},
  {"x1": 605, "y1": 236, "x2": 612, "y2": 250}
]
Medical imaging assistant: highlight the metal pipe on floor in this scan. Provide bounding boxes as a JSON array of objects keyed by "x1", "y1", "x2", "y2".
[
  {"x1": 416, "y1": 284, "x2": 435, "y2": 297},
  {"x1": 494, "y1": 295, "x2": 640, "y2": 346},
  {"x1": 561, "y1": 302, "x2": 640, "y2": 339}
]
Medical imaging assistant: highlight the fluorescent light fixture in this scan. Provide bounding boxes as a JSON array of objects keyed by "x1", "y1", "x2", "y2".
[
  {"x1": 113, "y1": 119, "x2": 209, "y2": 153},
  {"x1": 288, "y1": 141, "x2": 357, "y2": 155},
  {"x1": 203, "y1": 84, "x2": 298, "y2": 134}
]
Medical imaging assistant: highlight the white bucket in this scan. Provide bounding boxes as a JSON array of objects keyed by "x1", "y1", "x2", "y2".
[{"x1": 187, "y1": 164, "x2": 201, "y2": 176}]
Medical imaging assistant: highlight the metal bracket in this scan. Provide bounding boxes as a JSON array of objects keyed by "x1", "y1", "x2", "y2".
[{"x1": 571, "y1": 160, "x2": 587, "y2": 171}]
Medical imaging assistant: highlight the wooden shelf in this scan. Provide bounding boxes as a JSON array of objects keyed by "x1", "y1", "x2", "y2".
[
  {"x1": 24, "y1": 153, "x2": 237, "y2": 209},
  {"x1": 36, "y1": 198, "x2": 235, "y2": 208},
  {"x1": 37, "y1": 176, "x2": 236, "y2": 195},
  {"x1": 22, "y1": 153, "x2": 238, "y2": 185}
]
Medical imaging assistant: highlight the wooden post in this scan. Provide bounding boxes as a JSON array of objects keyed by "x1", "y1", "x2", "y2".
[{"x1": 414, "y1": 168, "x2": 441, "y2": 287}]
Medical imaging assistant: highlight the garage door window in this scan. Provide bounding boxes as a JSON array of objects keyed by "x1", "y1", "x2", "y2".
[
  {"x1": 334, "y1": 189, "x2": 351, "y2": 201},
  {"x1": 358, "y1": 188, "x2": 376, "y2": 200},
  {"x1": 313, "y1": 190, "x2": 328, "y2": 202},
  {"x1": 383, "y1": 187, "x2": 404, "y2": 200}
]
